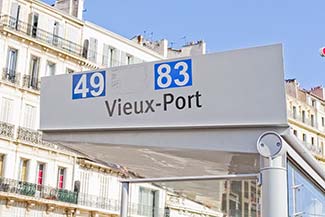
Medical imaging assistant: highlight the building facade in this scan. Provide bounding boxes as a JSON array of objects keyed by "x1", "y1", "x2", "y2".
[{"x1": 286, "y1": 79, "x2": 325, "y2": 168}]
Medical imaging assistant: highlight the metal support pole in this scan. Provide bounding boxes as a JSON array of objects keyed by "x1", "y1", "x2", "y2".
[
  {"x1": 120, "y1": 182, "x2": 129, "y2": 217},
  {"x1": 260, "y1": 155, "x2": 288, "y2": 217},
  {"x1": 257, "y1": 132, "x2": 288, "y2": 217}
]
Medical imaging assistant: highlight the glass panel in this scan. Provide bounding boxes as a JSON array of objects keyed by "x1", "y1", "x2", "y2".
[
  {"x1": 128, "y1": 179, "x2": 261, "y2": 217},
  {"x1": 288, "y1": 162, "x2": 325, "y2": 217}
]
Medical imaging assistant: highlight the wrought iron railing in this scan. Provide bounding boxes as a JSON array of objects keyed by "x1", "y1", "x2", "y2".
[
  {"x1": 2, "y1": 68, "x2": 20, "y2": 85},
  {"x1": 22, "y1": 74, "x2": 40, "y2": 91},
  {"x1": 77, "y1": 193, "x2": 120, "y2": 211},
  {"x1": 0, "y1": 177, "x2": 77, "y2": 204},
  {"x1": 0, "y1": 121, "x2": 15, "y2": 139},
  {"x1": 0, "y1": 15, "x2": 83, "y2": 57},
  {"x1": 17, "y1": 127, "x2": 41, "y2": 144}
]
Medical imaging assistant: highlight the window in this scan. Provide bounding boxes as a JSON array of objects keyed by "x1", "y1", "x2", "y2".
[
  {"x1": 322, "y1": 117, "x2": 324, "y2": 127},
  {"x1": 102, "y1": 44, "x2": 116, "y2": 67},
  {"x1": 0, "y1": 97, "x2": 13, "y2": 123},
  {"x1": 29, "y1": 13, "x2": 39, "y2": 38},
  {"x1": 302, "y1": 110, "x2": 306, "y2": 123},
  {"x1": 6, "y1": 48, "x2": 18, "y2": 82},
  {"x1": 10, "y1": 2, "x2": 20, "y2": 29},
  {"x1": 127, "y1": 55, "x2": 134, "y2": 65},
  {"x1": 311, "y1": 99, "x2": 316, "y2": 108},
  {"x1": 19, "y1": 159, "x2": 28, "y2": 182},
  {"x1": 29, "y1": 56, "x2": 40, "y2": 89},
  {"x1": 302, "y1": 134, "x2": 307, "y2": 142},
  {"x1": 311, "y1": 114, "x2": 315, "y2": 127},
  {"x1": 0, "y1": 155, "x2": 4, "y2": 177},
  {"x1": 293, "y1": 130, "x2": 297, "y2": 136},
  {"x1": 46, "y1": 61, "x2": 56, "y2": 76},
  {"x1": 311, "y1": 137, "x2": 315, "y2": 145},
  {"x1": 57, "y1": 167, "x2": 65, "y2": 189},
  {"x1": 23, "y1": 104, "x2": 36, "y2": 129},
  {"x1": 37, "y1": 163, "x2": 45, "y2": 185},
  {"x1": 292, "y1": 106, "x2": 297, "y2": 119},
  {"x1": 138, "y1": 187, "x2": 156, "y2": 217},
  {"x1": 82, "y1": 39, "x2": 89, "y2": 58},
  {"x1": 110, "y1": 47, "x2": 116, "y2": 67},
  {"x1": 53, "y1": 21, "x2": 59, "y2": 45},
  {"x1": 66, "y1": 68, "x2": 74, "y2": 74}
]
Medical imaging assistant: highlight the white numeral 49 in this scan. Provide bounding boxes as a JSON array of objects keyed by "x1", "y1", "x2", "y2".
[{"x1": 74, "y1": 72, "x2": 104, "y2": 98}]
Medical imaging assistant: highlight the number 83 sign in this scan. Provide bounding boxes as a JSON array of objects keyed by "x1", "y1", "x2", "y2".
[{"x1": 154, "y1": 59, "x2": 192, "y2": 90}]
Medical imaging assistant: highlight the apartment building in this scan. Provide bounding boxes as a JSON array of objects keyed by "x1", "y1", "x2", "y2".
[
  {"x1": 286, "y1": 79, "x2": 325, "y2": 168},
  {"x1": 0, "y1": 0, "x2": 208, "y2": 216}
]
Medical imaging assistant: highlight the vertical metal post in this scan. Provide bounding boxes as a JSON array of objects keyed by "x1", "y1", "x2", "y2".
[
  {"x1": 120, "y1": 182, "x2": 129, "y2": 217},
  {"x1": 260, "y1": 155, "x2": 288, "y2": 217},
  {"x1": 257, "y1": 131, "x2": 288, "y2": 217}
]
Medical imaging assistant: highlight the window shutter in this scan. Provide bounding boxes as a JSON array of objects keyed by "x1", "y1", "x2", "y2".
[
  {"x1": 89, "y1": 37, "x2": 98, "y2": 62},
  {"x1": 102, "y1": 44, "x2": 110, "y2": 67},
  {"x1": 0, "y1": 98, "x2": 13, "y2": 123},
  {"x1": 10, "y1": 2, "x2": 20, "y2": 28},
  {"x1": 120, "y1": 51, "x2": 126, "y2": 65},
  {"x1": 24, "y1": 104, "x2": 36, "y2": 129}
]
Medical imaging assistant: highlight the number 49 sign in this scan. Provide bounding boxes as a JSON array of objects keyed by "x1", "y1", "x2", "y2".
[
  {"x1": 72, "y1": 71, "x2": 106, "y2": 100},
  {"x1": 154, "y1": 59, "x2": 192, "y2": 90}
]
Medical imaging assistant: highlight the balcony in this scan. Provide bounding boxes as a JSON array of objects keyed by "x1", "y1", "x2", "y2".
[
  {"x1": 77, "y1": 193, "x2": 120, "y2": 212},
  {"x1": 0, "y1": 15, "x2": 83, "y2": 57},
  {"x1": 0, "y1": 177, "x2": 77, "y2": 204},
  {"x1": 77, "y1": 193, "x2": 165, "y2": 217},
  {"x1": 17, "y1": 127, "x2": 41, "y2": 144},
  {"x1": 0, "y1": 121, "x2": 14, "y2": 139},
  {"x1": 22, "y1": 74, "x2": 41, "y2": 91},
  {"x1": 2, "y1": 68, "x2": 20, "y2": 85}
]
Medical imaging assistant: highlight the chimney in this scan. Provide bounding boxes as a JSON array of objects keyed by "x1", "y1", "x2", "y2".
[
  {"x1": 310, "y1": 86, "x2": 325, "y2": 100},
  {"x1": 54, "y1": 0, "x2": 84, "y2": 20}
]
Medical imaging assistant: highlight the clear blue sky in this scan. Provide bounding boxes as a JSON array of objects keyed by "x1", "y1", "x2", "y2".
[{"x1": 44, "y1": 0, "x2": 325, "y2": 89}]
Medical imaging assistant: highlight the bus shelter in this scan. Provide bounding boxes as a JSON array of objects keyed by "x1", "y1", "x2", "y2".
[{"x1": 40, "y1": 44, "x2": 325, "y2": 217}]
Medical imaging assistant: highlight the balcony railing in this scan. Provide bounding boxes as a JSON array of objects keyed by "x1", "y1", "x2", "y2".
[
  {"x1": 129, "y1": 202, "x2": 165, "y2": 217},
  {"x1": 17, "y1": 126, "x2": 41, "y2": 144},
  {"x1": 0, "y1": 121, "x2": 14, "y2": 139},
  {"x1": 22, "y1": 74, "x2": 41, "y2": 91},
  {"x1": 0, "y1": 177, "x2": 77, "y2": 204},
  {"x1": 78, "y1": 193, "x2": 120, "y2": 211},
  {"x1": 2, "y1": 68, "x2": 20, "y2": 85},
  {"x1": 0, "y1": 15, "x2": 83, "y2": 57}
]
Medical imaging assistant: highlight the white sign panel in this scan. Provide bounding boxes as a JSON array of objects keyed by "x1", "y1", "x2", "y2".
[{"x1": 40, "y1": 44, "x2": 287, "y2": 131}]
